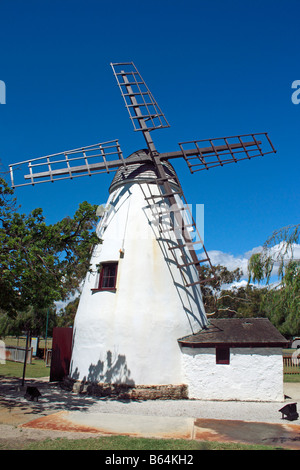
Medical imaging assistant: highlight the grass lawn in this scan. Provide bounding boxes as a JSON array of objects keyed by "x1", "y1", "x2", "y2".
[
  {"x1": 2, "y1": 336, "x2": 52, "y2": 350},
  {"x1": 0, "y1": 358, "x2": 50, "y2": 378},
  {"x1": 284, "y1": 374, "x2": 300, "y2": 382},
  {"x1": 23, "y1": 435, "x2": 282, "y2": 451}
]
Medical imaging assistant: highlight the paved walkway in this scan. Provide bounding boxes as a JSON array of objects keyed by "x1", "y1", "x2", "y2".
[{"x1": 21, "y1": 409, "x2": 300, "y2": 449}]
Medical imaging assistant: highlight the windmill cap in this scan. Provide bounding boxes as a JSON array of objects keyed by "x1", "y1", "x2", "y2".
[{"x1": 109, "y1": 149, "x2": 180, "y2": 193}]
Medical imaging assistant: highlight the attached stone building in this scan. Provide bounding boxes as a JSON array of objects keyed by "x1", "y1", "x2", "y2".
[{"x1": 179, "y1": 318, "x2": 288, "y2": 402}]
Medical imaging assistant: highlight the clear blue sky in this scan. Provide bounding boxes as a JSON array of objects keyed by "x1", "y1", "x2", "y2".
[{"x1": 0, "y1": 0, "x2": 299, "y2": 275}]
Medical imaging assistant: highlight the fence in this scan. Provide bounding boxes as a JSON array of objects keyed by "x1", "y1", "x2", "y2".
[
  {"x1": 283, "y1": 354, "x2": 300, "y2": 375},
  {"x1": 5, "y1": 346, "x2": 33, "y2": 364}
]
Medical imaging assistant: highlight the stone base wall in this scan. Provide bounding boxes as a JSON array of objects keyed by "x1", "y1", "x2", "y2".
[{"x1": 62, "y1": 377, "x2": 188, "y2": 400}]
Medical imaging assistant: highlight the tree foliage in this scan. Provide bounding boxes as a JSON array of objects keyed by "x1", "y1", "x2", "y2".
[
  {"x1": 246, "y1": 223, "x2": 300, "y2": 336},
  {"x1": 260, "y1": 261, "x2": 300, "y2": 336},
  {"x1": 0, "y1": 305, "x2": 57, "y2": 338},
  {"x1": 216, "y1": 284, "x2": 268, "y2": 318},
  {"x1": 248, "y1": 224, "x2": 300, "y2": 284},
  {"x1": 199, "y1": 264, "x2": 243, "y2": 315},
  {"x1": 200, "y1": 264, "x2": 269, "y2": 319},
  {"x1": 200, "y1": 243, "x2": 299, "y2": 336},
  {"x1": 57, "y1": 297, "x2": 80, "y2": 328},
  {"x1": 0, "y1": 177, "x2": 99, "y2": 318}
]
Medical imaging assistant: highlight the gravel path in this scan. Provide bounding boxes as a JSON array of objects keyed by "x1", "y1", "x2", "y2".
[
  {"x1": 1, "y1": 377, "x2": 299, "y2": 423},
  {"x1": 0, "y1": 377, "x2": 299, "y2": 449}
]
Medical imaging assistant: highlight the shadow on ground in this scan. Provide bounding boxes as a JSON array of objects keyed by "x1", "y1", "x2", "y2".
[{"x1": 0, "y1": 376, "x2": 108, "y2": 419}]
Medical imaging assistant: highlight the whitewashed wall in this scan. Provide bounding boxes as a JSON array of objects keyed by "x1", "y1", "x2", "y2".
[
  {"x1": 70, "y1": 182, "x2": 207, "y2": 385},
  {"x1": 181, "y1": 347, "x2": 284, "y2": 402}
]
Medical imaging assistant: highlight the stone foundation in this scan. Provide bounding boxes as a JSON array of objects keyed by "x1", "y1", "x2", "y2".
[{"x1": 62, "y1": 377, "x2": 188, "y2": 400}]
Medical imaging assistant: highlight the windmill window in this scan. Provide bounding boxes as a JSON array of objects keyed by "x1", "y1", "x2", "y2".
[
  {"x1": 98, "y1": 262, "x2": 118, "y2": 291},
  {"x1": 216, "y1": 347, "x2": 230, "y2": 365}
]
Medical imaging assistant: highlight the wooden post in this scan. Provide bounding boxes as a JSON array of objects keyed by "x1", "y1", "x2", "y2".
[{"x1": 21, "y1": 332, "x2": 30, "y2": 387}]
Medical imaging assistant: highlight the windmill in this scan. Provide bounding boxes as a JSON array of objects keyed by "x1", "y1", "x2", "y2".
[{"x1": 9, "y1": 62, "x2": 276, "y2": 388}]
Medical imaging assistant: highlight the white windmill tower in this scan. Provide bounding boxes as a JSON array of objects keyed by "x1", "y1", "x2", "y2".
[{"x1": 9, "y1": 62, "x2": 276, "y2": 389}]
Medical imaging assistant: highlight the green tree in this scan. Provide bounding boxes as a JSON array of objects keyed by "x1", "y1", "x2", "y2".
[
  {"x1": 217, "y1": 284, "x2": 268, "y2": 318},
  {"x1": 0, "y1": 305, "x2": 56, "y2": 338},
  {"x1": 200, "y1": 263, "x2": 268, "y2": 318},
  {"x1": 247, "y1": 224, "x2": 300, "y2": 336},
  {"x1": 248, "y1": 224, "x2": 300, "y2": 284},
  {"x1": 57, "y1": 297, "x2": 80, "y2": 327},
  {"x1": 199, "y1": 264, "x2": 243, "y2": 315},
  {"x1": 0, "y1": 177, "x2": 99, "y2": 315},
  {"x1": 0, "y1": 176, "x2": 99, "y2": 383},
  {"x1": 261, "y1": 261, "x2": 300, "y2": 336}
]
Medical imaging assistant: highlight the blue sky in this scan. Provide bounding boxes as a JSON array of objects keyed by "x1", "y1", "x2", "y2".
[{"x1": 0, "y1": 0, "x2": 299, "y2": 279}]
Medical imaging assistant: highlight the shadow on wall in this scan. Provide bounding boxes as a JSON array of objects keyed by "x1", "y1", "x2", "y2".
[{"x1": 71, "y1": 350, "x2": 135, "y2": 385}]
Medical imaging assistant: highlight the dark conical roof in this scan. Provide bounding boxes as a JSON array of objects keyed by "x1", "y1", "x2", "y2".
[{"x1": 109, "y1": 149, "x2": 180, "y2": 193}]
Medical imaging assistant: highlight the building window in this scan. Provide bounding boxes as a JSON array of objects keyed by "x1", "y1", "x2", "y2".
[
  {"x1": 216, "y1": 347, "x2": 230, "y2": 365},
  {"x1": 98, "y1": 262, "x2": 118, "y2": 290}
]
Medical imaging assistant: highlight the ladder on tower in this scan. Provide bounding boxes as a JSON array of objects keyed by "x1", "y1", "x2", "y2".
[{"x1": 139, "y1": 177, "x2": 215, "y2": 289}]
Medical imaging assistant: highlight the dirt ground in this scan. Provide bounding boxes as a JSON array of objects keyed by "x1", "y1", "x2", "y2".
[{"x1": 0, "y1": 422, "x2": 102, "y2": 450}]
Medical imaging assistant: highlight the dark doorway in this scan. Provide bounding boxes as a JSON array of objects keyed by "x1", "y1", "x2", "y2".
[{"x1": 50, "y1": 327, "x2": 73, "y2": 382}]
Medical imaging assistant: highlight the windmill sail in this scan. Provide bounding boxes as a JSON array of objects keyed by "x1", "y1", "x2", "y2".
[
  {"x1": 176, "y1": 133, "x2": 276, "y2": 173},
  {"x1": 9, "y1": 140, "x2": 125, "y2": 187},
  {"x1": 110, "y1": 65, "x2": 276, "y2": 286},
  {"x1": 110, "y1": 63, "x2": 212, "y2": 277},
  {"x1": 111, "y1": 62, "x2": 170, "y2": 133}
]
